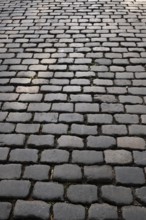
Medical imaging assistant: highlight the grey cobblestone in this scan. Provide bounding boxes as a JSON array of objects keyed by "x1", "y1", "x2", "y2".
[
  {"x1": 23, "y1": 165, "x2": 50, "y2": 180},
  {"x1": 135, "y1": 187, "x2": 146, "y2": 204},
  {"x1": 115, "y1": 167, "x2": 145, "y2": 185},
  {"x1": 101, "y1": 185, "x2": 133, "y2": 205},
  {"x1": 53, "y1": 203, "x2": 85, "y2": 220},
  {"x1": 104, "y1": 150, "x2": 132, "y2": 165},
  {"x1": 27, "y1": 135, "x2": 54, "y2": 148},
  {"x1": 0, "y1": 164, "x2": 21, "y2": 180},
  {"x1": 67, "y1": 184, "x2": 98, "y2": 204},
  {"x1": 87, "y1": 135, "x2": 116, "y2": 149},
  {"x1": 122, "y1": 206, "x2": 146, "y2": 220},
  {"x1": 9, "y1": 149, "x2": 38, "y2": 163},
  {"x1": 53, "y1": 164, "x2": 82, "y2": 182},
  {"x1": 72, "y1": 150, "x2": 103, "y2": 165},
  {"x1": 84, "y1": 165, "x2": 113, "y2": 183},
  {"x1": 33, "y1": 182, "x2": 64, "y2": 201},
  {"x1": 41, "y1": 149, "x2": 69, "y2": 164},
  {"x1": 117, "y1": 137, "x2": 145, "y2": 150},
  {"x1": 0, "y1": 202, "x2": 12, "y2": 220},
  {"x1": 14, "y1": 200, "x2": 50, "y2": 220},
  {"x1": 0, "y1": 180, "x2": 30, "y2": 198},
  {"x1": 58, "y1": 135, "x2": 84, "y2": 149},
  {"x1": 89, "y1": 203, "x2": 118, "y2": 220}
]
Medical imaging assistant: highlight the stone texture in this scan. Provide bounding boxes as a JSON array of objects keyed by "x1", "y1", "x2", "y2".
[
  {"x1": 14, "y1": 200, "x2": 50, "y2": 220},
  {"x1": 104, "y1": 150, "x2": 132, "y2": 164},
  {"x1": 67, "y1": 184, "x2": 98, "y2": 204},
  {"x1": 89, "y1": 203, "x2": 118, "y2": 220},
  {"x1": 0, "y1": 202, "x2": 12, "y2": 220},
  {"x1": 101, "y1": 185, "x2": 133, "y2": 205},
  {"x1": 33, "y1": 182, "x2": 64, "y2": 201},
  {"x1": 53, "y1": 203, "x2": 85, "y2": 220},
  {"x1": 84, "y1": 165, "x2": 113, "y2": 183},
  {"x1": 122, "y1": 206, "x2": 146, "y2": 220},
  {"x1": 115, "y1": 167, "x2": 145, "y2": 185},
  {"x1": 53, "y1": 164, "x2": 82, "y2": 182}
]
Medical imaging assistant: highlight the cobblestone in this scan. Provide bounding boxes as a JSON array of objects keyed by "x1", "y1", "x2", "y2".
[
  {"x1": 0, "y1": 180, "x2": 30, "y2": 198},
  {"x1": 23, "y1": 165, "x2": 50, "y2": 180},
  {"x1": 115, "y1": 167, "x2": 145, "y2": 185},
  {"x1": 53, "y1": 164, "x2": 82, "y2": 182},
  {"x1": 122, "y1": 206, "x2": 146, "y2": 220},
  {"x1": 14, "y1": 200, "x2": 50, "y2": 220},
  {"x1": 89, "y1": 203, "x2": 118, "y2": 220},
  {"x1": 84, "y1": 165, "x2": 113, "y2": 183},
  {"x1": 0, "y1": 202, "x2": 12, "y2": 220},
  {"x1": 67, "y1": 184, "x2": 98, "y2": 204},
  {"x1": 101, "y1": 185, "x2": 133, "y2": 205},
  {"x1": 33, "y1": 182, "x2": 64, "y2": 201},
  {"x1": 53, "y1": 203, "x2": 85, "y2": 220}
]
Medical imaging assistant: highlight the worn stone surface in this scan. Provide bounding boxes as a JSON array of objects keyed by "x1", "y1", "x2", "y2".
[
  {"x1": 88, "y1": 203, "x2": 118, "y2": 220},
  {"x1": 14, "y1": 200, "x2": 50, "y2": 220},
  {"x1": 53, "y1": 203, "x2": 85, "y2": 220},
  {"x1": 0, "y1": 202, "x2": 12, "y2": 220},
  {"x1": 0, "y1": 0, "x2": 146, "y2": 218}
]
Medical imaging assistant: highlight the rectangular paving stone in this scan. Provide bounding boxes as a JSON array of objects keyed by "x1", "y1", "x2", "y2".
[
  {"x1": 89, "y1": 204, "x2": 118, "y2": 220},
  {"x1": 0, "y1": 93, "x2": 18, "y2": 101},
  {"x1": 105, "y1": 150, "x2": 132, "y2": 165},
  {"x1": 102, "y1": 125, "x2": 127, "y2": 135},
  {"x1": 129, "y1": 125, "x2": 146, "y2": 135},
  {"x1": 0, "y1": 180, "x2": 31, "y2": 198},
  {"x1": 115, "y1": 167, "x2": 145, "y2": 185},
  {"x1": 52, "y1": 103, "x2": 73, "y2": 112},
  {"x1": 33, "y1": 182, "x2": 64, "y2": 201},
  {"x1": 33, "y1": 113, "x2": 58, "y2": 122},
  {"x1": 9, "y1": 149, "x2": 38, "y2": 163},
  {"x1": 101, "y1": 185, "x2": 133, "y2": 205},
  {"x1": 122, "y1": 206, "x2": 146, "y2": 220},
  {"x1": 0, "y1": 134, "x2": 25, "y2": 147},
  {"x1": 114, "y1": 114, "x2": 139, "y2": 124},
  {"x1": 0, "y1": 147, "x2": 9, "y2": 161},
  {"x1": 87, "y1": 135, "x2": 116, "y2": 149},
  {"x1": 27, "y1": 135, "x2": 54, "y2": 148},
  {"x1": 53, "y1": 203, "x2": 85, "y2": 220},
  {"x1": 58, "y1": 135, "x2": 84, "y2": 149},
  {"x1": 23, "y1": 165, "x2": 50, "y2": 180},
  {"x1": 19, "y1": 94, "x2": 43, "y2": 102},
  {"x1": 0, "y1": 123, "x2": 15, "y2": 133},
  {"x1": 16, "y1": 123, "x2": 40, "y2": 134},
  {"x1": 59, "y1": 113, "x2": 84, "y2": 123},
  {"x1": 133, "y1": 151, "x2": 146, "y2": 166},
  {"x1": 75, "y1": 103, "x2": 99, "y2": 113},
  {"x1": 72, "y1": 150, "x2": 103, "y2": 165},
  {"x1": 2, "y1": 102, "x2": 28, "y2": 111},
  {"x1": 42, "y1": 117, "x2": 67, "y2": 129},
  {"x1": 84, "y1": 165, "x2": 113, "y2": 183},
  {"x1": 0, "y1": 164, "x2": 21, "y2": 180},
  {"x1": 14, "y1": 200, "x2": 50, "y2": 220},
  {"x1": 71, "y1": 124, "x2": 98, "y2": 135},
  {"x1": 41, "y1": 149, "x2": 69, "y2": 164},
  {"x1": 67, "y1": 184, "x2": 98, "y2": 204},
  {"x1": 117, "y1": 137, "x2": 145, "y2": 149},
  {"x1": 87, "y1": 114, "x2": 113, "y2": 124},
  {"x1": 6, "y1": 112, "x2": 32, "y2": 122},
  {"x1": 53, "y1": 164, "x2": 82, "y2": 182},
  {"x1": 0, "y1": 202, "x2": 12, "y2": 220}
]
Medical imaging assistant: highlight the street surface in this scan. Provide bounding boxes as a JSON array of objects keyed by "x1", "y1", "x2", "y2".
[{"x1": 0, "y1": 0, "x2": 146, "y2": 219}]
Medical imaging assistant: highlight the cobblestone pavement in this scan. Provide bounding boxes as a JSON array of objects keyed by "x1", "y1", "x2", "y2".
[{"x1": 0, "y1": 0, "x2": 146, "y2": 219}]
